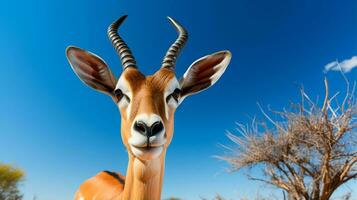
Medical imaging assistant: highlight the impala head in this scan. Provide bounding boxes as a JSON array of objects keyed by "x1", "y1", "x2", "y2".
[{"x1": 66, "y1": 15, "x2": 231, "y2": 161}]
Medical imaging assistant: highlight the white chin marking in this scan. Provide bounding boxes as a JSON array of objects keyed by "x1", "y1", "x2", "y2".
[
  {"x1": 130, "y1": 146, "x2": 163, "y2": 160},
  {"x1": 129, "y1": 134, "x2": 166, "y2": 148}
]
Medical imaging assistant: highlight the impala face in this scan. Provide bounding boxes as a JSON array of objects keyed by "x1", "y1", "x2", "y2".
[
  {"x1": 116, "y1": 68, "x2": 179, "y2": 160},
  {"x1": 66, "y1": 15, "x2": 231, "y2": 162}
]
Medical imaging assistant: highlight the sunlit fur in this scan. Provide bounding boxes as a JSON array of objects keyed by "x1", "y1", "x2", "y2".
[
  {"x1": 74, "y1": 68, "x2": 178, "y2": 200},
  {"x1": 119, "y1": 68, "x2": 177, "y2": 148},
  {"x1": 71, "y1": 49, "x2": 231, "y2": 200}
]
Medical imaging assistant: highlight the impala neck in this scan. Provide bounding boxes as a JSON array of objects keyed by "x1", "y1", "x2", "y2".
[{"x1": 120, "y1": 151, "x2": 166, "y2": 200}]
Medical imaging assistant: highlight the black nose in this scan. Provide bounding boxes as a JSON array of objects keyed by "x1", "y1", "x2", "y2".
[{"x1": 134, "y1": 121, "x2": 164, "y2": 137}]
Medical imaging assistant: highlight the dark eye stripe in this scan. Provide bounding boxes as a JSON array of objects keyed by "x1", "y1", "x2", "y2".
[
  {"x1": 124, "y1": 94, "x2": 130, "y2": 102},
  {"x1": 166, "y1": 88, "x2": 181, "y2": 103}
]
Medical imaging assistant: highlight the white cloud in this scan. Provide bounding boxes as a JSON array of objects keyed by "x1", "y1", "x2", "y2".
[{"x1": 324, "y1": 56, "x2": 357, "y2": 73}]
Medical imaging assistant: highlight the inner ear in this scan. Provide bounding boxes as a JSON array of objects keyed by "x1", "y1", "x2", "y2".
[
  {"x1": 180, "y1": 50, "x2": 231, "y2": 97},
  {"x1": 66, "y1": 46, "x2": 117, "y2": 97}
]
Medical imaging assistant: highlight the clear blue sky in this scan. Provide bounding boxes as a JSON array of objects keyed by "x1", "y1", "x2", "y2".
[{"x1": 1, "y1": 0, "x2": 356, "y2": 199}]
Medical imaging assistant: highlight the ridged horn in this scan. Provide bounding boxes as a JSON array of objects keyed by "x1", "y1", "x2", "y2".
[
  {"x1": 108, "y1": 15, "x2": 137, "y2": 70},
  {"x1": 161, "y1": 17, "x2": 188, "y2": 70}
]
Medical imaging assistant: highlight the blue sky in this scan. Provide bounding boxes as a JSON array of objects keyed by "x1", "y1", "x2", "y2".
[{"x1": 1, "y1": 0, "x2": 356, "y2": 199}]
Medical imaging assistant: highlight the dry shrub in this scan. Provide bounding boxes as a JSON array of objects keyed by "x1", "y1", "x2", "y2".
[{"x1": 221, "y1": 78, "x2": 356, "y2": 200}]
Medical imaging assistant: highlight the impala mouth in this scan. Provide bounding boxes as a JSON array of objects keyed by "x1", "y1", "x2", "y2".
[
  {"x1": 129, "y1": 135, "x2": 166, "y2": 160},
  {"x1": 130, "y1": 143, "x2": 165, "y2": 160},
  {"x1": 131, "y1": 141, "x2": 166, "y2": 149},
  {"x1": 130, "y1": 136, "x2": 166, "y2": 148},
  {"x1": 131, "y1": 144, "x2": 163, "y2": 152},
  {"x1": 129, "y1": 135, "x2": 167, "y2": 148}
]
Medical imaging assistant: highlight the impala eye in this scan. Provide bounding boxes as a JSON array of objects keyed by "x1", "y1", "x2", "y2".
[
  {"x1": 166, "y1": 88, "x2": 181, "y2": 104},
  {"x1": 114, "y1": 89, "x2": 123, "y2": 101},
  {"x1": 114, "y1": 89, "x2": 130, "y2": 103}
]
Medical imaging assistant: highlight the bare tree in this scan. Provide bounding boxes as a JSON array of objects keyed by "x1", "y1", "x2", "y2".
[{"x1": 220, "y1": 78, "x2": 357, "y2": 200}]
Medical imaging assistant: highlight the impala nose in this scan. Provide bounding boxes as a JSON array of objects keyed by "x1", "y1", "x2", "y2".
[{"x1": 134, "y1": 120, "x2": 164, "y2": 138}]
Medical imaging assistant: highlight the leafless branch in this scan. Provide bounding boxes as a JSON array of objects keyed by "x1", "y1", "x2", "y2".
[{"x1": 221, "y1": 78, "x2": 357, "y2": 200}]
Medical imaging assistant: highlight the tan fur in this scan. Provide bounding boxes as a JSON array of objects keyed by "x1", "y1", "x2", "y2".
[
  {"x1": 74, "y1": 68, "x2": 176, "y2": 200},
  {"x1": 74, "y1": 172, "x2": 124, "y2": 200},
  {"x1": 70, "y1": 49, "x2": 231, "y2": 200}
]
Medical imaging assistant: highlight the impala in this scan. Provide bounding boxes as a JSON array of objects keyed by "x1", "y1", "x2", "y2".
[{"x1": 66, "y1": 15, "x2": 231, "y2": 200}]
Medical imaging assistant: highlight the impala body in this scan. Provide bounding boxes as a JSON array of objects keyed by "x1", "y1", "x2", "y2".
[{"x1": 66, "y1": 15, "x2": 231, "y2": 200}]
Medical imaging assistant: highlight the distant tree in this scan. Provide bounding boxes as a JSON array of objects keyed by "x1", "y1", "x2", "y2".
[
  {"x1": 221, "y1": 79, "x2": 357, "y2": 200},
  {"x1": 200, "y1": 193, "x2": 279, "y2": 200},
  {"x1": 200, "y1": 194, "x2": 226, "y2": 200},
  {"x1": 0, "y1": 163, "x2": 24, "y2": 200}
]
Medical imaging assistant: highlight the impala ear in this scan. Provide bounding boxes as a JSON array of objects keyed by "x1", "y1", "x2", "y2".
[
  {"x1": 179, "y1": 50, "x2": 231, "y2": 99},
  {"x1": 66, "y1": 46, "x2": 117, "y2": 97}
]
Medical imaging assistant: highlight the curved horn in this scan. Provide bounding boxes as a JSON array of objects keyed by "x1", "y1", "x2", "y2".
[
  {"x1": 108, "y1": 15, "x2": 137, "y2": 70},
  {"x1": 161, "y1": 17, "x2": 188, "y2": 70}
]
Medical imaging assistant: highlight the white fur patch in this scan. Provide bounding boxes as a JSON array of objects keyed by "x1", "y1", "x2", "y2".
[
  {"x1": 210, "y1": 51, "x2": 231, "y2": 85},
  {"x1": 115, "y1": 76, "x2": 132, "y2": 118},
  {"x1": 163, "y1": 77, "x2": 180, "y2": 119},
  {"x1": 180, "y1": 51, "x2": 231, "y2": 100},
  {"x1": 131, "y1": 146, "x2": 163, "y2": 161}
]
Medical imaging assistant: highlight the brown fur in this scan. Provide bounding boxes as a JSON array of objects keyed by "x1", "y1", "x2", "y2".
[
  {"x1": 67, "y1": 47, "x2": 231, "y2": 200},
  {"x1": 74, "y1": 68, "x2": 176, "y2": 200}
]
